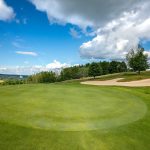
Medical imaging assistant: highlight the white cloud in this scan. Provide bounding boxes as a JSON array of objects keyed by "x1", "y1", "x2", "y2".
[
  {"x1": 0, "y1": 60, "x2": 71, "y2": 75},
  {"x1": 0, "y1": 0, "x2": 15, "y2": 21},
  {"x1": 30, "y1": 0, "x2": 143, "y2": 28},
  {"x1": 16, "y1": 51, "x2": 38, "y2": 56},
  {"x1": 46, "y1": 60, "x2": 70, "y2": 69},
  {"x1": 80, "y1": 2, "x2": 150, "y2": 60},
  {"x1": 144, "y1": 51, "x2": 150, "y2": 60},
  {"x1": 0, "y1": 67, "x2": 7, "y2": 71},
  {"x1": 69, "y1": 28, "x2": 81, "y2": 39}
]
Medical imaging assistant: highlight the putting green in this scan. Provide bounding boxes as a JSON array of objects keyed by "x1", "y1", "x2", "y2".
[{"x1": 0, "y1": 84, "x2": 147, "y2": 131}]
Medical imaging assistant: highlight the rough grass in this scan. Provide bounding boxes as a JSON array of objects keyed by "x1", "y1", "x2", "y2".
[{"x1": 0, "y1": 82, "x2": 150, "y2": 150}]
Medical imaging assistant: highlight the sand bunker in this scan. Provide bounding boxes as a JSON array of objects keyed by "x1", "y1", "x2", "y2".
[
  {"x1": 81, "y1": 78, "x2": 150, "y2": 87},
  {"x1": 0, "y1": 80, "x2": 4, "y2": 83}
]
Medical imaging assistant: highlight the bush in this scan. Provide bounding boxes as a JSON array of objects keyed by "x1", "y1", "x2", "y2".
[
  {"x1": 2, "y1": 80, "x2": 24, "y2": 85},
  {"x1": 27, "y1": 71, "x2": 56, "y2": 83}
]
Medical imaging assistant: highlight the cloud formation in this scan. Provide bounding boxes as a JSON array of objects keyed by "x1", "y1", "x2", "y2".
[
  {"x1": 30, "y1": 0, "x2": 150, "y2": 60},
  {"x1": 80, "y1": 4, "x2": 150, "y2": 60},
  {"x1": 30, "y1": 0, "x2": 143, "y2": 28},
  {"x1": 16, "y1": 51, "x2": 38, "y2": 56},
  {"x1": 0, "y1": 0, "x2": 15, "y2": 21},
  {"x1": 46, "y1": 60, "x2": 70, "y2": 69},
  {"x1": 0, "y1": 60, "x2": 71, "y2": 75}
]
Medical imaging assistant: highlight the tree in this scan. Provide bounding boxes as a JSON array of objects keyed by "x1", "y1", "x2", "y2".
[
  {"x1": 60, "y1": 68, "x2": 72, "y2": 81},
  {"x1": 109, "y1": 61, "x2": 118, "y2": 73},
  {"x1": 70, "y1": 66, "x2": 80, "y2": 79},
  {"x1": 126, "y1": 45, "x2": 148, "y2": 74},
  {"x1": 100, "y1": 61, "x2": 110, "y2": 75},
  {"x1": 27, "y1": 71, "x2": 56, "y2": 83},
  {"x1": 117, "y1": 62, "x2": 127, "y2": 72},
  {"x1": 60, "y1": 67, "x2": 79, "y2": 81},
  {"x1": 88, "y1": 62, "x2": 103, "y2": 78}
]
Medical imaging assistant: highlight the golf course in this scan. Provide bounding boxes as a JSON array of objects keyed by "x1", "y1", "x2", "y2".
[
  {"x1": 0, "y1": 73, "x2": 150, "y2": 150},
  {"x1": 1, "y1": 0, "x2": 150, "y2": 149}
]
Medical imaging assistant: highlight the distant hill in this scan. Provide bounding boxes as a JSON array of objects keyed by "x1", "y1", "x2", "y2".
[{"x1": 0, "y1": 74, "x2": 28, "y2": 80}]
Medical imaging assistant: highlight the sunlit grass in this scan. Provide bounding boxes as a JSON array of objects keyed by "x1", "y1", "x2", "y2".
[{"x1": 0, "y1": 82, "x2": 150, "y2": 150}]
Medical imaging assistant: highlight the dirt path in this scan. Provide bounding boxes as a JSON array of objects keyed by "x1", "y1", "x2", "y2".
[{"x1": 81, "y1": 78, "x2": 150, "y2": 87}]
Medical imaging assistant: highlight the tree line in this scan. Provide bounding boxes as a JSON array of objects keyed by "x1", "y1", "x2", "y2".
[
  {"x1": 26, "y1": 61, "x2": 127, "y2": 83},
  {"x1": 27, "y1": 45, "x2": 149, "y2": 83},
  {"x1": 1, "y1": 45, "x2": 149, "y2": 85}
]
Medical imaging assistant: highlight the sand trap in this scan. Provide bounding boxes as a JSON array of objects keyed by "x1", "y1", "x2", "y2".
[
  {"x1": 0, "y1": 80, "x2": 3, "y2": 82},
  {"x1": 81, "y1": 78, "x2": 150, "y2": 87}
]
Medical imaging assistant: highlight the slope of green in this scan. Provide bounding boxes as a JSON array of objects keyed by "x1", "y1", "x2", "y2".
[{"x1": 0, "y1": 83, "x2": 150, "y2": 150}]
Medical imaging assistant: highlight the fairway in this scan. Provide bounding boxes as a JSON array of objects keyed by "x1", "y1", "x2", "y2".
[{"x1": 0, "y1": 83, "x2": 150, "y2": 150}]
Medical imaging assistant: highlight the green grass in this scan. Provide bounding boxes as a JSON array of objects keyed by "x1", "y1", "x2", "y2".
[
  {"x1": 91, "y1": 71, "x2": 150, "y2": 82},
  {"x1": 0, "y1": 82, "x2": 150, "y2": 150}
]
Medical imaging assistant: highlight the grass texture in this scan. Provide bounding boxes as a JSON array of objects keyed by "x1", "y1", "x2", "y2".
[{"x1": 0, "y1": 82, "x2": 150, "y2": 149}]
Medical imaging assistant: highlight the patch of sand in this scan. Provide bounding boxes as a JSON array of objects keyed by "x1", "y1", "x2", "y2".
[
  {"x1": 81, "y1": 78, "x2": 150, "y2": 87},
  {"x1": 0, "y1": 80, "x2": 4, "y2": 83}
]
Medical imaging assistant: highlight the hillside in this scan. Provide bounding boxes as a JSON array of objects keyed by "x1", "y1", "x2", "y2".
[
  {"x1": 89, "y1": 71, "x2": 150, "y2": 82},
  {"x1": 0, "y1": 74, "x2": 28, "y2": 80}
]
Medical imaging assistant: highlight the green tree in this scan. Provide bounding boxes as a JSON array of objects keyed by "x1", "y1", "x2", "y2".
[
  {"x1": 117, "y1": 62, "x2": 127, "y2": 72},
  {"x1": 78, "y1": 67, "x2": 89, "y2": 78},
  {"x1": 109, "y1": 61, "x2": 118, "y2": 73},
  {"x1": 100, "y1": 61, "x2": 110, "y2": 75},
  {"x1": 27, "y1": 71, "x2": 56, "y2": 83},
  {"x1": 88, "y1": 62, "x2": 103, "y2": 78},
  {"x1": 126, "y1": 45, "x2": 148, "y2": 74},
  {"x1": 60, "y1": 68, "x2": 72, "y2": 81},
  {"x1": 70, "y1": 66, "x2": 80, "y2": 79},
  {"x1": 60, "y1": 65, "x2": 89, "y2": 80}
]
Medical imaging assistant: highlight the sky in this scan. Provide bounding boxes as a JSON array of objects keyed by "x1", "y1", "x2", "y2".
[{"x1": 0, "y1": 0, "x2": 150, "y2": 75}]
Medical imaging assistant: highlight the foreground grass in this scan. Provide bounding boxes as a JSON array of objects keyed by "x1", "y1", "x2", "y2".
[
  {"x1": 91, "y1": 71, "x2": 150, "y2": 82},
  {"x1": 0, "y1": 82, "x2": 150, "y2": 150}
]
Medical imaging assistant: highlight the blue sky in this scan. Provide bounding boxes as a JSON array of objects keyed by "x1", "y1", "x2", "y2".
[
  {"x1": 0, "y1": 0, "x2": 150, "y2": 74},
  {"x1": 0, "y1": 0, "x2": 91, "y2": 67}
]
